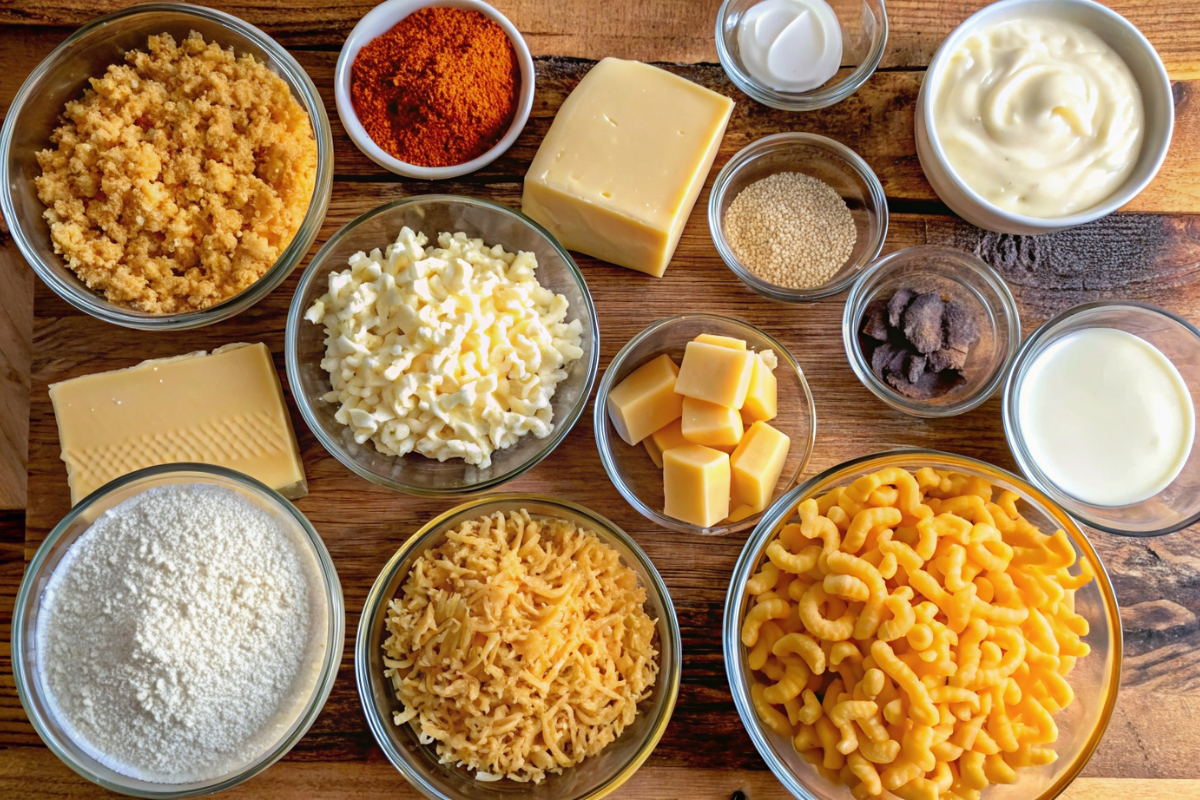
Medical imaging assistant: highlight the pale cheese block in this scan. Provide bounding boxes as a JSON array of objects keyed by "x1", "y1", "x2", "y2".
[
  {"x1": 674, "y1": 340, "x2": 756, "y2": 408},
  {"x1": 663, "y1": 444, "x2": 731, "y2": 528},
  {"x1": 730, "y1": 421, "x2": 791, "y2": 516},
  {"x1": 681, "y1": 396, "x2": 745, "y2": 448},
  {"x1": 49, "y1": 343, "x2": 307, "y2": 505},
  {"x1": 522, "y1": 58, "x2": 734, "y2": 277},
  {"x1": 741, "y1": 353, "x2": 779, "y2": 424},
  {"x1": 694, "y1": 334, "x2": 747, "y2": 350},
  {"x1": 607, "y1": 354, "x2": 684, "y2": 446}
]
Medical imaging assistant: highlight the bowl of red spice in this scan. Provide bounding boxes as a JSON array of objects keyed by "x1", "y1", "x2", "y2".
[{"x1": 336, "y1": 0, "x2": 534, "y2": 179}]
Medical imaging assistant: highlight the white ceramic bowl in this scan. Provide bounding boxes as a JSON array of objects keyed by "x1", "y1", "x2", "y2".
[
  {"x1": 334, "y1": 0, "x2": 535, "y2": 179},
  {"x1": 916, "y1": 0, "x2": 1173, "y2": 235}
]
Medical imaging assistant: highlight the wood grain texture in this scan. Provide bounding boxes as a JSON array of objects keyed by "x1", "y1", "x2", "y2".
[
  {"x1": 6, "y1": 2, "x2": 1200, "y2": 797},
  {"x1": 3, "y1": 0, "x2": 1200, "y2": 75}
]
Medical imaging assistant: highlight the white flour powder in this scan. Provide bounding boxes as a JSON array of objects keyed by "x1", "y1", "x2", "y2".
[{"x1": 36, "y1": 483, "x2": 328, "y2": 783}]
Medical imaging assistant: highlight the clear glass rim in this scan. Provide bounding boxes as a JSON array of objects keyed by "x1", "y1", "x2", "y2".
[
  {"x1": 593, "y1": 313, "x2": 817, "y2": 536},
  {"x1": 11, "y1": 463, "x2": 346, "y2": 798},
  {"x1": 708, "y1": 132, "x2": 889, "y2": 303},
  {"x1": 919, "y1": 0, "x2": 1174, "y2": 229},
  {"x1": 714, "y1": 0, "x2": 889, "y2": 111},
  {"x1": 841, "y1": 246, "x2": 1022, "y2": 418},
  {"x1": 354, "y1": 493, "x2": 682, "y2": 800},
  {"x1": 285, "y1": 194, "x2": 601, "y2": 497},
  {"x1": 1002, "y1": 300, "x2": 1200, "y2": 536},
  {"x1": 723, "y1": 448, "x2": 1123, "y2": 800},
  {"x1": 0, "y1": 2, "x2": 334, "y2": 331}
]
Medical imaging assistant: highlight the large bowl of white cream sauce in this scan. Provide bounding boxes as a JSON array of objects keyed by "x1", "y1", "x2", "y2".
[{"x1": 916, "y1": 0, "x2": 1173, "y2": 234}]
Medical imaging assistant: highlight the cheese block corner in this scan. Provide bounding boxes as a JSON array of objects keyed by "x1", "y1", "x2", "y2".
[{"x1": 522, "y1": 57, "x2": 734, "y2": 277}]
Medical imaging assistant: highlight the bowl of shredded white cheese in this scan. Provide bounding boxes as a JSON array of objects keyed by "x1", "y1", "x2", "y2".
[
  {"x1": 12, "y1": 464, "x2": 344, "y2": 796},
  {"x1": 286, "y1": 195, "x2": 600, "y2": 496}
]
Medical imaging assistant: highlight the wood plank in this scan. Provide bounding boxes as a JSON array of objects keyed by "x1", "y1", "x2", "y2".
[
  {"x1": 5, "y1": 47, "x2": 1199, "y2": 215},
  {"x1": 2, "y1": 0, "x2": 1200, "y2": 76},
  {"x1": 0, "y1": 245, "x2": 33, "y2": 509},
  {"x1": 20, "y1": 177, "x2": 1200, "y2": 785}
]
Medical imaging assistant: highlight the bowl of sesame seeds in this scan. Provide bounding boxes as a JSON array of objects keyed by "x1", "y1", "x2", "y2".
[{"x1": 708, "y1": 132, "x2": 888, "y2": 302}]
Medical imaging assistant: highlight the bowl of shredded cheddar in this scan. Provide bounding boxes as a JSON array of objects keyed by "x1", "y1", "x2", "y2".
[
  {"x1": 355, "y1": 495, "x2": 681, "y2": 800},
  {"x1": 723, "y1": 450, "x2": 1121, "y2": 800}
]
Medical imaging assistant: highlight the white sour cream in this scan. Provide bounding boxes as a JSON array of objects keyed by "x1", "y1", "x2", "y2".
[
  {"x1": 1017, "y1": 328, "x2": 1194, "y2": 507},
  {"x1": 933, "y1": 17, "x2": 1144, "y2": 218},
  {"x1": 737, "y1": 0, "x2": 843, "y2": 93}
]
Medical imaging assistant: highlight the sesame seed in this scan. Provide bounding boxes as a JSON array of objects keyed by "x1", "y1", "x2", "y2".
[{"x1": 722, "y1": 171, "x2": 857, "y2": 290}]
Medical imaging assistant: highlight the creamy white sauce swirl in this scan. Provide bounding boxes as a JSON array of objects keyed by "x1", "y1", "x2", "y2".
[{"x1": 933, "y1": 17, "x2": 1144, "y2": 218}]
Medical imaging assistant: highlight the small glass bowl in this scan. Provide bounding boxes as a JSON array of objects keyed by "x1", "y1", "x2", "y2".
[
  {"x1": 1004, "y1": 301, "x2": 1200, "y2": 537},
  {"x1": 285, "y1": 195, "x2": 600, "y2": 497},
  {"x1": 709, "y1": 133, "x2": 888, "y2": 303},
  {"x1": 715, "y1": 0, "x2": 888, "y2": 111},
  {"x1": 356, "y1": 494, "x2": 681, "y2": 800},
  {"x1": 12, "y1": 464, "x2": 345, "y2": 798},
  {"x1": 594, "y1": 314, "x2": 816, "y2": 536},
  {"x1": 843, "y1": 246, "x2": 1021, "y2": 417},
  {"x1": 725, "y1": 450, "x2": 1121, "y2": 800},
  {"x1": 0, "y1": 3, "x2": 333, "y2": 331}
]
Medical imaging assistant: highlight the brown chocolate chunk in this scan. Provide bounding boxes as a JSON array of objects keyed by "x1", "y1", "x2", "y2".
[
  {"x1": 870, "y1": 342, "x2": 908, "y2": 379},
  {"x1": 929, "y1": 345, "x2": 969, "y2": 373},
  {"x1": 887, "y1": 288, "x2": 915, "y2": 328},
  {"x1": 906, "y1": 354, "x2": 927, "y2": 384},
  {"x1": 862, "y1": 298, "x2": 890, "y2": 341},
  {"x1": 943, "y1": 299, "x2": 980, "y2": 351},
  {"x1": 903, "y1": 292, "x2": 945, "y2": 354}
]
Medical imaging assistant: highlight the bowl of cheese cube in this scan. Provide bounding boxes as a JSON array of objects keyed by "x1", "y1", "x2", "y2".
[
  {"x1": 724, "y1": 450, "x2": 1121, "y2": 800},
  {"x1": 594, "y1": 314, "x2": 816, "y2": 535}
]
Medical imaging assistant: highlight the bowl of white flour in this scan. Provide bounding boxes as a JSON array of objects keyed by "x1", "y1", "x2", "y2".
[{"x1": 12, "y1": 464, "x2": 344, "y2": 796}]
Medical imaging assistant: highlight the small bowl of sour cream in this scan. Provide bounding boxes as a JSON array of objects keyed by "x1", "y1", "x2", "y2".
[
  {"x1": 917, "y1": 0, "x2": 1174, "y2": 235},
  {"x1": 715, "y1": 0, "x2": 887, "y2": 111},
  {"x1": 1004, "y1": 301, "x2": 1200, "y2": 537}
]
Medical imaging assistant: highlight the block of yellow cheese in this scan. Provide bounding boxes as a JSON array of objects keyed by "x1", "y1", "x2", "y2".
[
  {"x1": 645, "y1": 417, "x2": 690, "y2": 468},
  {"x1": 674, "y1": 341, "x2": 756, "y2": 408},
  {"x1": 741, "y1": 353, "x2": 779, "y2": 424},
  {"x1": 663, "y1": 444, "x2": 731, "y2": 528},
  {"x1": 49, "y1": 343, "x2": 307, "y2": 505},
  {"x1": 522, "y1": 58, "x2": 734, "y2": 277},
  {"x1": 607, "y1": 354, "x2": 684, "y2": 446},
  {"x1": 730, "y1": 421, "x2": 792, "y2": 517},
  {"x1": 694, "y1": 334, "x2": 746, "y2": 350},
  {"x1": 681, "y1": 396, "x2": 745, "y2": 448}
]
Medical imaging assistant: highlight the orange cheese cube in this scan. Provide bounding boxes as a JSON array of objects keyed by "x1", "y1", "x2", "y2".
[
  {"x1": 663, "y1": 444, "x2": 731, "y2": 528},
  {"x1": 674, "y1": 341, "x2": 755, "y2": 408},
  {"x1": 730, "y1": 421, "x2": 791, "y2": 514},
  {"x1": 681, "y1": 396, "x2": 744, "y2": 448},
  {"x1": 740, "y1": 353, "x2": 778, "y2": 424},
  {"x1": 645, "y1": 418, "x2": 690, "y2": 469},
  {"x1": 644, "y1": 437, "x2": 664, "y2": 468},
  {"x1": 607, "y1": 354, "x2": 683, "y2": 445},
  {"x1": 693, "y1": 333, "x2": 746, "y2": 350}
]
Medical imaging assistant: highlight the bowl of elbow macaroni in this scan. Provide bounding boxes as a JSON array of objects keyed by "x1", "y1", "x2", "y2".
[
  {"x1": 724, "y1": 450, "x2": 1121, "y2": 800},
  {"x1": 285, "y1": 195, "x2": 599, "y2": 496}
]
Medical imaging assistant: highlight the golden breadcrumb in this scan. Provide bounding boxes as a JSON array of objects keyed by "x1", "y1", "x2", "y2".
[{"x1": 34, "y1": 32, "x2": 317, "y2": 314}]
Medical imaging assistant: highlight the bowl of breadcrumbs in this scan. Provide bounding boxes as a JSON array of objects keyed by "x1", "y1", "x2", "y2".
[
  {"x1": 708, "y1": 132, "x2": 888, "y2": 303},
  {"x1": 0, "y1": 3, "x2": 333, "y2": 329}
]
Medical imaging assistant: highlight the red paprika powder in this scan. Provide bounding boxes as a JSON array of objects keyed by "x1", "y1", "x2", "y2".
[{"x1": 350, "y1": 7, "x2": 520, "y2": 168}]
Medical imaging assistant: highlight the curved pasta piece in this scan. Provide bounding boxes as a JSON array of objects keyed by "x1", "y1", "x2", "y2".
[
  {"x1": 799, "y1": 583, "x2": 857, "y2": 642},
  {"x1": 774, "y1": 631, "x2": 826, "y2": 675}
]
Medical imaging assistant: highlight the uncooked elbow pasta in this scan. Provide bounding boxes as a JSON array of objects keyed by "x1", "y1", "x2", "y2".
[
  {"x1": 382, "y1": 509, "x2": 659, "y2": 782},
  {"x1": 741, "y1": 466, "x2": 1094, "y2": 800},
  {"x1": 305, "y1": 228, "x2": 584, "y2": 467}
]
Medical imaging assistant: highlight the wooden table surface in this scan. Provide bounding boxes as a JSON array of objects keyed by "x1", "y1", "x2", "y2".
[{"x1": 3, "y1": 1, "x2": 1200, "y2": 798}]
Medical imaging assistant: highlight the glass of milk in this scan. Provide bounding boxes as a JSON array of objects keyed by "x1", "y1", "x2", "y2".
[{"x1": 1004, "y1": 301, "x2": 1200, "y2": 536}]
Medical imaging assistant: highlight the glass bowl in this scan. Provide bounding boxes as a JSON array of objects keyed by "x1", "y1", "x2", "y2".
[
  {"x1": 709, "y1": 133, "x2": 888, "y2": 303},
  {"x1": 724, "y1": 450, "x2": 1122, "y2": 800},
  {"x1": 715, "y1": 0, "x2": 888, "y2": 111},
  {"x1": 0, "y1": 2, "x2": 333, "y2": 331},
  {"x1": 1004, "y1": 301, "x2": 1200, "y2": 536},
  {"x1": 594, "y1": 314, "x2": 816, "y2": 536},
  {"x1": 355, "y1": 494, "x2": 681, "y2": 800},
  {"x1": 285, "y1": 195, "x2": 600, "y2": 497},
  {"x1": 11, "y1": 464, "x2": 346, "y2": 798},
  {"x1": 843, "y1": 246, "x2": 1021, "y2": 417}
]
